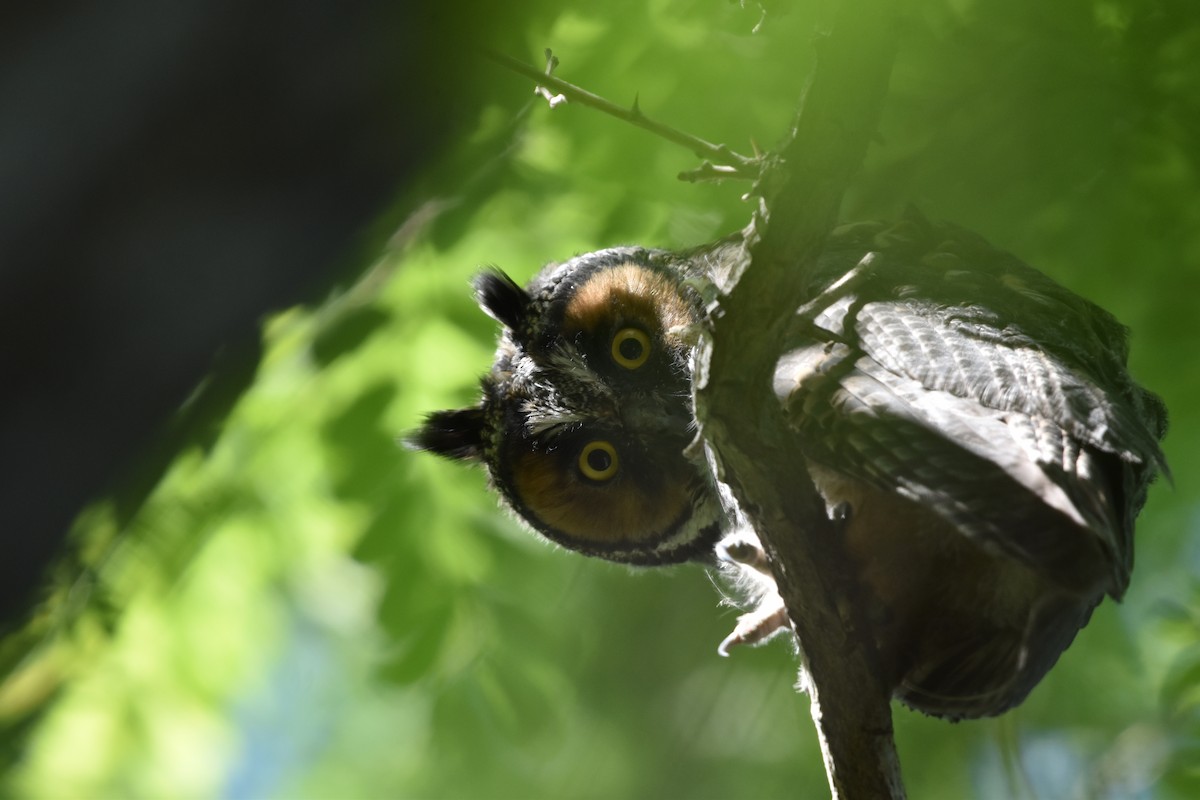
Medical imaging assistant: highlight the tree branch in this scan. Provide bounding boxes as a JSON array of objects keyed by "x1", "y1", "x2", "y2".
[
  {"x1": 694, "y1": 1, "x2": 903, "y2": 797},
  {"x1": 484, "y1": 49, "x2": 758, "y2": 179}
]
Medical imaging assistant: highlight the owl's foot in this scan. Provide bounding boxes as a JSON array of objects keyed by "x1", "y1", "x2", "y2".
[
  {"x1": 716, "y1": 536, "x2": 793, "y2": 656},
  {"x1": 718, "y1": 591, "x2": 790, "y2": 656}
]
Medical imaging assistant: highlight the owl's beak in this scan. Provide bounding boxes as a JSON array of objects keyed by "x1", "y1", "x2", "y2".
[{"x1": 620, "y1": 392, "x2": 693, "y2": 445}]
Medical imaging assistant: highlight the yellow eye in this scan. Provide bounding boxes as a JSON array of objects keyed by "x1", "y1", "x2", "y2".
[
  {"x1": 578, "y1": 440, "x2": 619, "y2": 482},
  {"x1": 611, "y1": 327, "x2": 651, "y2": 369}
]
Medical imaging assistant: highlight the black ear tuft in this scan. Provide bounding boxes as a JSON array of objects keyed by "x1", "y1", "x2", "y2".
[
  {"x1": 404, "y1": 408, "x2": 487, "y2": 461},
  {"x1": 474, "y1": 269, "x2": 531, "y2": 331}
]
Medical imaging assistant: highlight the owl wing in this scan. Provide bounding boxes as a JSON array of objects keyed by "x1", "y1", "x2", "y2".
[{"x1": 773, "y1": 220, "x2": 1167, "y2": 599}]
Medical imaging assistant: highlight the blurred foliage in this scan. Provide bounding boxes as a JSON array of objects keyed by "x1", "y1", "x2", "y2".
[{"x1": 3, "y1": 0, "x2": 1200, "y2": 797}]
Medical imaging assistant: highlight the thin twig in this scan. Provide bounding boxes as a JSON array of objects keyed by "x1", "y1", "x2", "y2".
[{"x1": 484, "y1": 49, "x2": 759, "y2": 180}]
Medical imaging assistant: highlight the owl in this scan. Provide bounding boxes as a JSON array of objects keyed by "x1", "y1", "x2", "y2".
[{"x1": 409, "y1": 213, "x2": 1168, "y2": 720}]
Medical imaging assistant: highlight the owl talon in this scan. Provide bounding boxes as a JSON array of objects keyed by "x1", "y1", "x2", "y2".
[
  {"x1": 717, "y1": 535, "x2": 771, "y2": 575},
  {"x1": 716, "y1": 533, "x2": 792, "y2": 656},
  {"x1": 718, "y1": 591, "x2": 791, "y2": 656}
]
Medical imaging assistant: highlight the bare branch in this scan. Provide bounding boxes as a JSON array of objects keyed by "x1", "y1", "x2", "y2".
[{"x1": 484, "y1": 49, "x2": 759, "y2": 180}]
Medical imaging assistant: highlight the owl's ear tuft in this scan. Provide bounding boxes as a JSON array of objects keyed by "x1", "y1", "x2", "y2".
[
  {"x1": 405, "y1": 408, "x2": 486, "y2": 461},
  {"x1": 474, "y1": 269, "x2": 531, "y2": 331}
]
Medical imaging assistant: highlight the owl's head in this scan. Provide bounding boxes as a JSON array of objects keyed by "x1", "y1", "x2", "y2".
[{"x1": 409, "y1": 247, "x2": 724, "y2": 565}]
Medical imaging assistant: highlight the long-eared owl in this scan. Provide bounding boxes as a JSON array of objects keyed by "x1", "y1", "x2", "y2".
[{"x1": 409, "y1": 214, "x2": 1167, "y2": 720}]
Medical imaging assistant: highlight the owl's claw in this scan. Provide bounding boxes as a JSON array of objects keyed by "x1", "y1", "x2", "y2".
[
  {"x1": 718, "y1": 592, "x2": 791, "y2": 656},
  {"x1": 719, "y1": 538, "x2": 771, "y2": 574},
  {"x1": 716, "y1": 534, "x2": 792, "y2": 656}
]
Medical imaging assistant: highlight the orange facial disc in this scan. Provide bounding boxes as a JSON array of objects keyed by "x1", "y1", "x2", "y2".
[
  {"x1": 560, "y1": 263, "x2": 693, "y2": 341},
  {"x1": 512, "y1": 450, "x2": 691, "y2": 546}
]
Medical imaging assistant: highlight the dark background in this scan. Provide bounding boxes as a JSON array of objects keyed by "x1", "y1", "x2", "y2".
[{"x1": 0, "y1": 1, "x2": 522, "y2": 623}]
